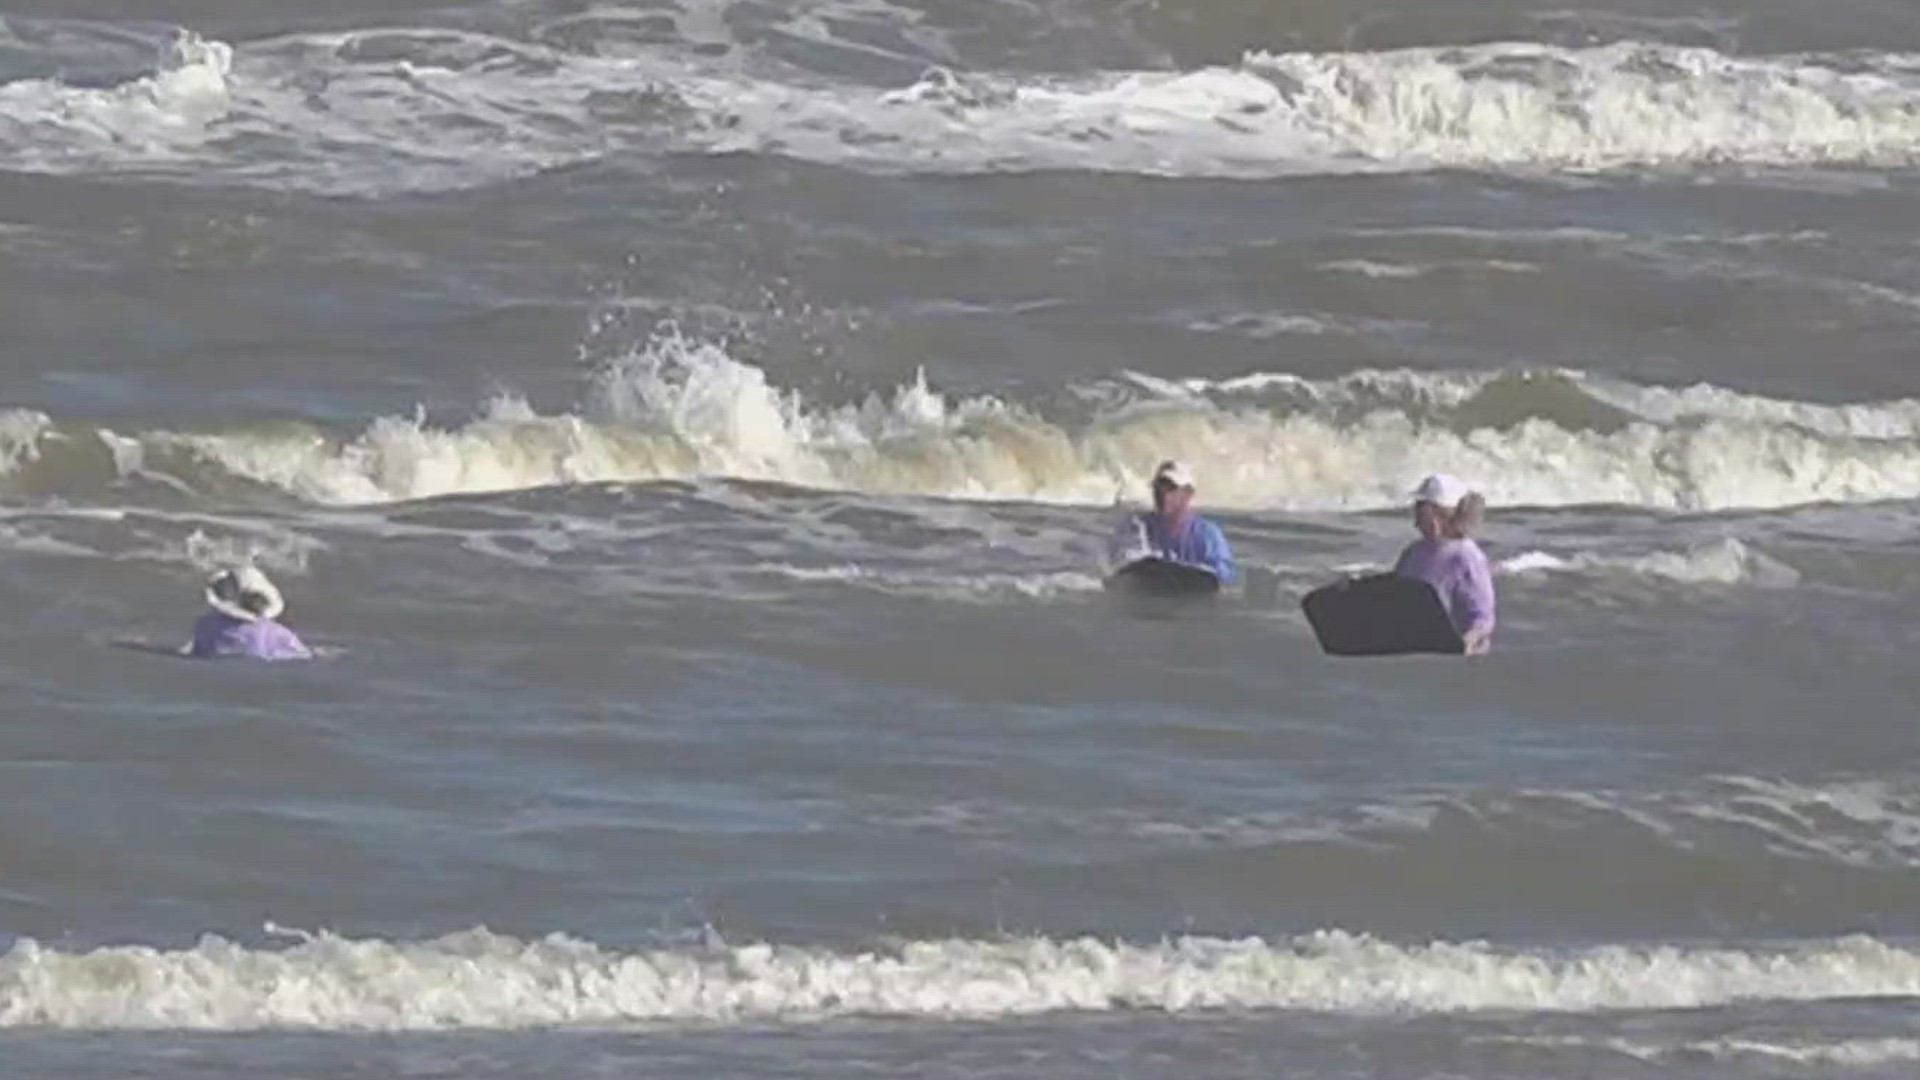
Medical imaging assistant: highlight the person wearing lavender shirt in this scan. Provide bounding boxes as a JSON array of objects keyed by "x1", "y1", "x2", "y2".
[
  {"x1": 185, "y1": 566, "x2": 313, "y2": 661},
  {"x1": 1393, "y1": 473, "x2": 1496, "y2": 654}
]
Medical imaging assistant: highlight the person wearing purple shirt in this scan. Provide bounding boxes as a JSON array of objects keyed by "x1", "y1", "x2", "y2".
[
  {"x1": 185, "y1": 566, "x2": 313, "y2": 661},
  {"x1": 1393, "y1": 473, "x2": 1496, "y2": 654}
]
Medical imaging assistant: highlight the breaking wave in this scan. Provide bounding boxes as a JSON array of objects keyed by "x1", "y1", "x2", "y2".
[
  {"x1": 10, "y1": 27, "x2": 1920, "y2": 193},
  {"x1": 5, "y1": 925, "x2": 1920, "y2": 1030},
  {"x1": 6, "y1": 333, "x2": 1920, "y2": 512}
]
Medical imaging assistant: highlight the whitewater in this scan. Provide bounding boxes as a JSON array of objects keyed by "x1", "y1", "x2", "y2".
[
  {"x1": 5, "y1": 334, "x2": 1920, "y2": 512},
  {"x1": 11, "y1": 29, "x2": 1920, "y2": 194}
]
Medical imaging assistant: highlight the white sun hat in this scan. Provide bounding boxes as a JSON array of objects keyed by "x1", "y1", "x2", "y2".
[
  {"x1": 1152, "y1": 460, "x2": 1196, "y2": 489},
  {"x1": 1412, "y1": 472, "x2": 1472, "y2": 507},
  {"x1": 205, "y1": 565, "x2": 285, "y2": 623}
]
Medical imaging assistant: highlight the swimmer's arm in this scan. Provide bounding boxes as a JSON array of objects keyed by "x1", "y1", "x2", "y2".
[
  {"x1": 1454, "y1": 547, "x2": 1497, "y2": 653},
  {"x1": 1198, "y1": 520, "x2": 1238, "y2": 585}
]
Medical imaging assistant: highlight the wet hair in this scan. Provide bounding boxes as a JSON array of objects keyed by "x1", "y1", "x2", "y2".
[{"x1": 1447, "y1": 492, "x2": 1486, "y2": 538}]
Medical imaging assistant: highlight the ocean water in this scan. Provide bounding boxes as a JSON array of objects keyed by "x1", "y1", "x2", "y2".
[{"x1": 5, "y1": 1, "x2": 1920, "y2": 1077}]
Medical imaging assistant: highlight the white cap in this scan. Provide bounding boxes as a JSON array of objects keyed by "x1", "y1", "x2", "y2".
[
  {"x1": 205, "y1": 565, "x2": 286, "y2": 623},
  {"x1": 1412, "y1": 472, "x2": 1471, "y2": 508},
  {"x1": 1152, "y1": 460, "x2": 1196, "y2": 489}
]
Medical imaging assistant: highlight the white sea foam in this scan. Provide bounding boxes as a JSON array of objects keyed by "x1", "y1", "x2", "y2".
[
  {"x1": 11, "y1": 31, "x2": 1920, "y2": 193},
  {"x1": 0, "y1": 33, "x2": 232, "y2": 169},
  {"x1": 4, "y1": 927, "x2": 1920, "y2": 1031},
  {"x1": 0, "y1": 410, "x2": 56, "y2": 474}
]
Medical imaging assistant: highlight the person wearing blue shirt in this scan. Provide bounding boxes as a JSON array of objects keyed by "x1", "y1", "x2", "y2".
[{"x1": 1107, "y1": 460, "x2": 1238, "y2": 585}]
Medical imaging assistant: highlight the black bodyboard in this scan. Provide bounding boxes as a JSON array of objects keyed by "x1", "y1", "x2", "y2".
[
  {"x1": 1104, "y1": 558, "x2": 1222, "y2": 599},
  {"x1": 1301, "y1": 573, "x2": 1465, "y2": 656}
]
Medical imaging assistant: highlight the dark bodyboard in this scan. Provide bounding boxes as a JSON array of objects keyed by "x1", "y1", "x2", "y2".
[
  {"x1": 1104, "y1": 558, "x2": 1222, "y2": 599},
  {"x1": 1301, "y1": 573, "x2": 1465, "y2": 656}
]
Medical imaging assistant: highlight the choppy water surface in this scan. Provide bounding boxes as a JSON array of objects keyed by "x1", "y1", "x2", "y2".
[{"x1": 6, "y1": 1, "x2": 1920, "y2": 1077}]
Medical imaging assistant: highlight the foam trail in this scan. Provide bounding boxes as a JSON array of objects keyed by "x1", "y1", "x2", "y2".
[
  {"x1": 1499, "y1": 538, "x2": 1802, "y2": 586},
  {"x1": 1347, "y1": 776, "x2": 1920, "y2": 870},
  {"x1": 4, "y1": 928, "x2": 1920, "y2": 1031},
  {"x1": 753, "y1": 563, "x2": 1106, "y2": 602},
  {"x1": 1505, "y1": 1035, "x2": 1920, "y2": 1067},
  {"x1": 1672, "y1": 1037, "x2": 1920, "y2": 1066}
]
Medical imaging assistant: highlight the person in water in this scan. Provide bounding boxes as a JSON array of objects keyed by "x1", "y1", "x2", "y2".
[
  {"x1": 185, "y1": 565, "x2": 313, "y2": 661},
  {"x1": 1108, "y1": 460, "x2": 1238, "y2": 584},
  {"x1": 1394, "y1": 473, "x2": 1495, "y2": 654}
]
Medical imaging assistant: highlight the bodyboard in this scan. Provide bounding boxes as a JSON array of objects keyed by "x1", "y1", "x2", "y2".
[
  {"x1": 1103, "y1": 557, "x2": 1222, "y2": 599},
  {"x1": 1301, "y1": 573, "x2": 1465, "y2": 656}
]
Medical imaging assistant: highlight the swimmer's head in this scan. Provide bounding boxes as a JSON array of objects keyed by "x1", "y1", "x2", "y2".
[
  {"x1": 1411, "y1": 473, "x2": 1485, "y2": 540},
  {"x1": 1150, "y1": 459, "x2": 1197, "y2": 516}
]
